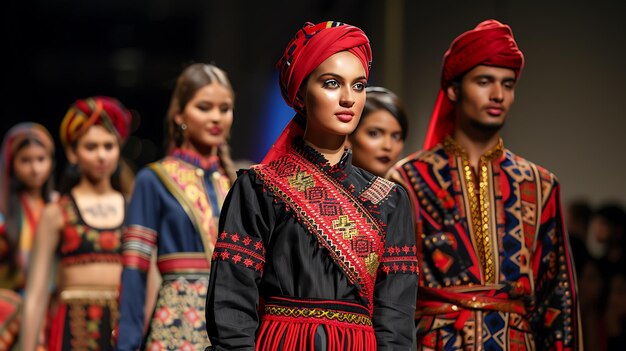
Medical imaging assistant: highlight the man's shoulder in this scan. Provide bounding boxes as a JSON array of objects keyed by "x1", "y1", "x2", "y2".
[
  {"x1": 393, "y1": 145, "x2": 448, "y2": 170},
  {"x1": 503, "y1": 149, "x2": 558, "y2": 183}
]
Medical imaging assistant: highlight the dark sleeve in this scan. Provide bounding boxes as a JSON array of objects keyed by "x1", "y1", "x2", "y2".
[
  {"x1": 373, "y1": 185, "x2": 419, "y2": 350},
  {"x1": 0, "y1": 214, "x2": 13, "y2": 284},
  {"x1": 530, "y1": 180, "x2": 581, "y2": 350},
  {"x1": 205, "y1": 171, "x2": 272, "y2": 351},
  {"x1": 116, "y1": 169, "x2": 160, "y2": 351}
]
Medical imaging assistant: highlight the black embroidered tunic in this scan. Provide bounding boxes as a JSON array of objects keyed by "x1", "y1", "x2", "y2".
[{"x1": 206, "y1": 139, "x2": 418, "y2": 351}]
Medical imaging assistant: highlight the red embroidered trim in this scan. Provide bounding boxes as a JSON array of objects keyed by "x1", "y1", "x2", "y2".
[
  {"x1": 253, "y1": 151, "x2": 385, "y2": 312},
  {"x1": 61, "y1": 253, "x2": 121, "y2": 266},
  {"x1": 213, "y1": 231, "x2": 265, "y2": 273},
  {"x1": 379, "y1": 244, "x2": 418, "y2": 275},
  {"x1": 150, "y1": 158, "x2": 219, "y2": 266}
]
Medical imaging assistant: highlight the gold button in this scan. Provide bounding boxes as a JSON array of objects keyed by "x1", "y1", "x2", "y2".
[{"x1": 196, "y1": 169, "x2": 204, "y2": 177}]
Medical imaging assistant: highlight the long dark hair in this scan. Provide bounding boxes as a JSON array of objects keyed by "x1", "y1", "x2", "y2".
[
  {"x1": 2, "y1": 137, "x2": 55, "y2": 274},
  {"x1": 166, "y1": 63, "x2": 236, "y2": 183}
]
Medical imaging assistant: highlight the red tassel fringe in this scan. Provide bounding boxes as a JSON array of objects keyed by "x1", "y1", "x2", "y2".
[{"x1": 256, "y1": 317, "x2": 376, "y2": 351}]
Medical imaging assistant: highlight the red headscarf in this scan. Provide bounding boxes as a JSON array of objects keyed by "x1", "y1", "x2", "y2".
[
  {"x1": 60, "y1": 96, "x2": 132, "y2": 148},
  {"x1": 263, "y1": 21, "x2": 372, "y2": 163},
  {"x1": 423, "y1": 19, "x2": 524, "y2": 149}
]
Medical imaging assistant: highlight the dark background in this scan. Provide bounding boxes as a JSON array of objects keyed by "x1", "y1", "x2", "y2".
[{"x1": 3, "y1": 0, "x2": 625, "y2": 205}]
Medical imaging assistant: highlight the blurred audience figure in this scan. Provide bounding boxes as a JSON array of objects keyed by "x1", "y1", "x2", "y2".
[
  {"x1": 605, "y1": 265, "x2": 626, "y2": 349},
  {"x1": 579, "y1": 258, "x2": 608, "y2": 350},
  {"x1": 565, "y1": 199, "x2": 592, "y2": 276},
  {"x1": 588, "y1": 203, "x2": 626, "y2": 271},
  {"x1": 579, "y1": 202, "x2": 626, "y2": 351}
]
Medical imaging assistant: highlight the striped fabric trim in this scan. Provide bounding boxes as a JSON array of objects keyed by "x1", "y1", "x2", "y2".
[
  {"x1": 157, "y1": 253, "x2": 210, "y2": 274},
  {"x1": 122, "y1": 225, "x2": 157, "y2": 272}
]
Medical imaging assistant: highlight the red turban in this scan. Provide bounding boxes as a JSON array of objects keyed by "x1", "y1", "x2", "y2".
[
  {"x1": 423, "y1": 19, "x2": 524, "y2": 149},
  {"x1": 263, "y1": 21, "x2": 372, "y2": 163},
  {"x1": 277, "y1": 21, "x2": 372, "y2": 114},
  {"x1": 60, "y1": 96, "x2": 132, "y2": 148}
]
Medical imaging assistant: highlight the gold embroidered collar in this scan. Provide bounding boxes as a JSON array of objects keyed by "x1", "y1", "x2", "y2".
[{"x1": 443, "y1": 136, "x2": 504, "y2": 162}]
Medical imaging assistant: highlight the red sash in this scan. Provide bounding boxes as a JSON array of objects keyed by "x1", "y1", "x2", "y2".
[
  {"x1": 253, "y1": 150, "x2": 385, "y2": 312},
  {"x1": 150, "y1": 158, "x2": 230, "y2": 266}
]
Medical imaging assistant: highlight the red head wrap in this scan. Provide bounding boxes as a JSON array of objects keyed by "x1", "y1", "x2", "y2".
[
  {"x1": 264, "y1": 21, "x2": 372, "y2": 163},
  {"x1": 60, "y1": 96, "x2": 132, "y2": 148},
  {"x1": 423, "y1": 19, "x2": 524, "y2": 149},
  {"x1": 277, "y1": 21, "x2": 372, "y2": 114}
]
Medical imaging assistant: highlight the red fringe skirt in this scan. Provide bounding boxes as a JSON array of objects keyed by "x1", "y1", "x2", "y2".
[{"x1": 256, "y1": 296, "x2": 376, "y2": 351}]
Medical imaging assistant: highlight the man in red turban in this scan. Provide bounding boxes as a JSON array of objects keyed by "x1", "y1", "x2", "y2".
[{"x1": 390, "y1": 20, "x2": 581, "y2": 350}]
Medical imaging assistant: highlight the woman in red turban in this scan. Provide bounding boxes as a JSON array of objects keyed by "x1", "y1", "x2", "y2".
[
  {"x1": 206, "y1": 21, "x2": 418, "y2": 350},
  {"x1": 22, "y1": 97, "x2": 132, "y2": 351}
]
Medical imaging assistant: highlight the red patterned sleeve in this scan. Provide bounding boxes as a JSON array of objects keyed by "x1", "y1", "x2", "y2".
[{"x1": 530, "y1": 176, "x2": 582, "y2": 351}]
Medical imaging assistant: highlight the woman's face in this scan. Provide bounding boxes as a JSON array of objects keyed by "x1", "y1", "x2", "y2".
[
  {"x1": 176, "y1": 82, "x2": 234, "y2": 154},
  {"x1": 349, "y1": 109, "x2": 404, "y2": 177},
  {"x1": 12, "y1": 143, "x2": 53, "y2": 191},
  {"x1": 71, "y1": 125, "x2": 120, "y2": 182},
  {"x1": 301, "y1": 51, "x2": 367, "y2": 140}
]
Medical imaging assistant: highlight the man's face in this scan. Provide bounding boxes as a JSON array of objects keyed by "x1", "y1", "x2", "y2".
[{"x1": 447, "y1": 65, "x2": 516, "y2": 133}]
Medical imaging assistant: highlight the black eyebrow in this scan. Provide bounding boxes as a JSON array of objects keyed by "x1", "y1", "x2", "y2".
[
  {"x1": 473, "y1": 74, "x2": 517, "y2": 82},
  {"x1": 474, "y1": 74, "x2": 495, "y2": 81},
  {"x1": 317, "y1": 73, "x2": 367, "y2": 82}
]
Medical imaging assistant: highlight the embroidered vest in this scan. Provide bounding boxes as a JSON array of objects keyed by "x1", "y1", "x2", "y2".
[
  {"x1": 149, "y1": 157, "x2": 230, "y2": 265},
  {"x1": 253, "y1": 150, "x2": 386, "y2": 312}
]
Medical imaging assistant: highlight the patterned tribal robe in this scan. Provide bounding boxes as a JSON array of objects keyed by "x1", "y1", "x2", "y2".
[{"x1": 391, "y1": 137, "x2": 581, "y2": 351}]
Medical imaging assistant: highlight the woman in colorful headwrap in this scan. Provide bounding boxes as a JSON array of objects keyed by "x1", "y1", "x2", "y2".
[
  {"x1": 0, "y1": 122, "x2": 56, "y2": 348},
  {"x1": 347, "y1": 86, "x2": 409, "y2": 178},
  {"x1": 389, "y1": 20, "x2": 581, "y2": 350},
  {"x1": 21, "y1": 96, "x2": 132, "y2": 351},
  {"x1": 206, "y1": 21, "x2": 418, "y2": 351},
  {"x1": 116, "y1": 63, "x2": 235, "y2": 350}
]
